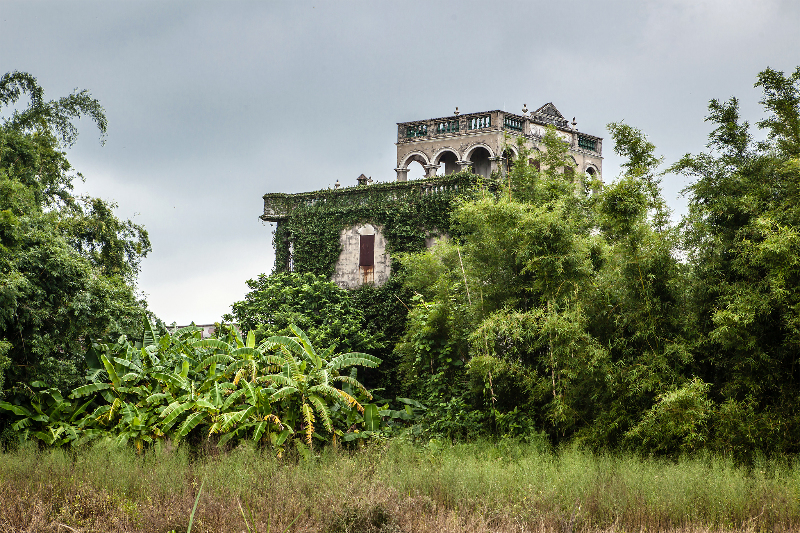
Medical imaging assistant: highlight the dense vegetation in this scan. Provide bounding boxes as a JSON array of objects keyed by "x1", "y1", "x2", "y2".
[
  {"x1": 0, "y1": 72, "x2": 151, "y2": 440},
  {"x1": 2, "y1": 67, "x2": 800, "y2": 469},
  {"x1": 240, "y1": 66, "x2": 800, "y2": 460}
]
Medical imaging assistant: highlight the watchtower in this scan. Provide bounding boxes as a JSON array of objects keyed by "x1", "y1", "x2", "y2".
[{"x1": 394, "y1": 103, "x2": 602, "y2": 181}]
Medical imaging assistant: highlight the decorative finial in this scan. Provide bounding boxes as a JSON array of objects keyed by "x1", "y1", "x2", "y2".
[
  {"x1": 334, "y1": 179, "x2": 340, "y2": 189},
  {"x1": 572, "y1": 117, "x2": 577, "y2": 128},
  {"x1": 522, "y1": 104, "x2": 528, "y2": 116},
  {"x1": 454, "y1": 107, "x2": 459, "y2": 116}
]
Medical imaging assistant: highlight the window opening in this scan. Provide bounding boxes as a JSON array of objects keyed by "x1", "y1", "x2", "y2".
[{"x1": 359, "y1": 235, "x2": 374, "y2": 266}]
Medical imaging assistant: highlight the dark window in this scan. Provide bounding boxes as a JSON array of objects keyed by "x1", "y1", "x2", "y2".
[{"x1": 359, "y1": 235, "x2": 375, "y2": 266}]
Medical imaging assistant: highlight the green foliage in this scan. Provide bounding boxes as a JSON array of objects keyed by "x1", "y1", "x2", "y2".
[
  {"x1": 624, "y1": 378, "x2": 713, "y2": 456},
  {"x1": 1, "y1": 70, "x2": 107, "y2": 148},
  {"x1": 271, "y1": 172, "x2": 486, "y2": 277},
  {"x1": 0, "y1": 72, "x2": 150, "y2": 410},
  {"x1": 231, "y1": 271, "x2": 381, "y2": 354},
  {"x1": 755, "y1": 66, "x2": 800, "y2": 157},
  {"x1": 394, "y1": 67, "x2": 800, "y2": 456},
  {"x1": 0, "y1": 324, "x2": 380, "y2": 452},
  {"x1": 395, "y1": 123, "x2": 692, "y2": 450},
  {"x1": 673, "y1": 65, "x2": 800, "y2": 455},
  {"x1": 264, "y1": 174, "x2": 486, "y2": 401}
]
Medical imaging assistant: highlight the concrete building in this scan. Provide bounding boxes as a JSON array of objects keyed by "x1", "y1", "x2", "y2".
[
  {"x1": 262, "y1": 104, "x2": 603, "y2": 290},
  {"x1": 395, "y1": 103, "x2": 602, "y2": 181}
]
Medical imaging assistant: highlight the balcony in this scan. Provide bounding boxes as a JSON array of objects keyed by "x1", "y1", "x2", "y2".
[
  {"x1": 578, "y1": 135, "x2": 598, "y2": 152},
  {"x1": 436, "y1": 119, "x2": 459, "y2": 134},
  {"x1": 467, "y1": 114, "x2": 491, "y2": 130},
  {"x1": 504, "y1": 115, "x2": 523, "y2": 132}
]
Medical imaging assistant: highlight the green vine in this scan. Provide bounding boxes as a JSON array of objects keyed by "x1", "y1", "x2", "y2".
[{"x1": 268, "y1": 172, "x2": 494, "y2": 276}]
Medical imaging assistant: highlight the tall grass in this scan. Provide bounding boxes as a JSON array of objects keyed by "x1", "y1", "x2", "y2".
[{"x1": 1, "y1": 439, "x2": 798, "y2": 532}]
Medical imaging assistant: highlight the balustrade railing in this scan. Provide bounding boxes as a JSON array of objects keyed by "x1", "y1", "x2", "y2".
[
  {"x1": 578, "y1": 135, "x2": 597, "y2": 151},
  {"x1": 504, "y1": 115, "x2": 523, "y2": 132},
  {"x1": 405, "y1": 123, "x2": 428, "y2": 138},
  {"x1": 468, "y1": 115, "x2": 491, "y2": 130},
  {"x1": 436, "y1": 119, "x2": 459, "y2": 134}
]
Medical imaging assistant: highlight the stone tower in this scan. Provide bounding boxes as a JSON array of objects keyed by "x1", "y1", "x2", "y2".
[{"x1": 394, "y1": 103, "x2": 602, "y2": 181}]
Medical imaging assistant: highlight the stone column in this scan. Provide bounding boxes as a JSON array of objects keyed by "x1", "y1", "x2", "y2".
[
  {"x1": 457, "y1": 160, "x2": 473, "y2": 172},
  {"x1": 395, "y1": 167, "x2": 409, "y2": 182},
  {"x1": 489, "y1": 156, "x2": 502, "y2": 176},
  {"x1": 424, "y1": 164, "x2": 440, "y2": 178}
]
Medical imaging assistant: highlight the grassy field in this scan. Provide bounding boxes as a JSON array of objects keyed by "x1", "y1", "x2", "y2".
[{"x1": 1, "y1": 438, "x2": 798, "y2": 532}]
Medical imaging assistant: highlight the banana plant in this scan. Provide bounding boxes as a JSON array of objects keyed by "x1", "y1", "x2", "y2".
[
  {"x1": 0, "y1": 382, "x2": 97, "y2": 446},
  {"x1": 262, "y1": 325, "x2": 381, "y2": 445},
  {"x1": 6, "y1": 322, "x2": 381, "y2": 452}
]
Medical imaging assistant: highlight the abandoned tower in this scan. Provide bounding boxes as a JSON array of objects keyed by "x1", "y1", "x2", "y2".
[{"x1": 262, "y1": 104, "x2": 603, "y2": 290}]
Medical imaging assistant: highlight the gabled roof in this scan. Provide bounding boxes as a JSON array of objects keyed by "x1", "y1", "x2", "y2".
[{"x1": 535, "y1": 102, "x2": 564, "y2": 119}]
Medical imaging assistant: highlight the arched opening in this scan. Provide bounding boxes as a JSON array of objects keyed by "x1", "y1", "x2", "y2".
[
  {"x1": 406, "y1": 160, "x2": 425, "y2": 180},
  {"x1": 468, "y1": 146, "x2": 492, "y2": 178},
  {"x1": 435, "y1": 150, "x2": 459, "y2": 176},
  {"x1": 585, "y1": 166, "x2": 597, "y2": 178},
  {"x1": 401, "y1": 152, "x2": 428, "y2": 181}
]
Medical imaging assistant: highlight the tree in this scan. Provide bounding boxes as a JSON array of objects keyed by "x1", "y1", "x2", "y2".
[
  {"x1": 674, "y1": 66, "x2": 800, "y2": 456},
  {"x1": 0, "y1": 71, "x2": 150, "y2": 406},
  {"x1": 230, "y1": 272, "x2": 383, "y2": 356},
  {"x1": 582, "y1": 123, "x2": 692, "y2": 452}
]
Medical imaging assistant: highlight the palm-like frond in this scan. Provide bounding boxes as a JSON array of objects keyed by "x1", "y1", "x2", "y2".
[
  {"x1": 198, "y1": 353, "x2": 234, "y2": 370},
  {"x1": 194, "y1": 338, "x2": 232, "y2": 353},
  {"x1": 327, "y1": 353, "x2": 382, "y2": 371},
  {"x1": 231, "y1": 346, "x2": 260, "y2": 359},
  {"x1": 289, "y1": 325, "x2": 322, "y2": 369},
  {"x1": 264, "y1": 335, "x2": 305, "y2": 357},
  {"x1": 220, "y1": 406, "x2": 255, "y2": 433},
  {"x1": 160, "y1": 401, "x2": 193, "y2": 432},
  {"x1": 330, "y1": 375, "x2": 372, "y2": 398},
  {"x1": 270, "y1": 386, "x2": 299, "y2": 403},
  {"x1": 259, "y1": 373, "x2": 294, "y2": 388},
  {"x1": 175, "y1": 411, "x2": 207, "y2": 440},
  {"x1": 221, "y1": 389, "x2": 246, "y2": 412},
  {"x1": 301, "y1": 403, "x2": 315, "y2": 444},
  {"x1": 69, "y1": 383, "x2": 112, "y2": 398},
  {"x1": 334, "y1": 389, "x2": 364, "y2": 414},
  {"x1": 308, "y1": 394, "x2": 333, "y2": 433}
]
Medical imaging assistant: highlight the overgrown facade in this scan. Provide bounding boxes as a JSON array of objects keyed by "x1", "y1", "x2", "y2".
[{"x1": 262, "y1": 104, "x2": 603, "y2": 289}]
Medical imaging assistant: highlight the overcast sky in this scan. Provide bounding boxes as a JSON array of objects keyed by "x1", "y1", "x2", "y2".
[{"x1": 3, "y1": 1, "x2": 799, "y2": 324}]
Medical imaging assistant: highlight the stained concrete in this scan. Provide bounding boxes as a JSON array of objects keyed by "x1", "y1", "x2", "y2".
[{"x1": 331, "y1": 223, "x2": 391, "y2": 290}]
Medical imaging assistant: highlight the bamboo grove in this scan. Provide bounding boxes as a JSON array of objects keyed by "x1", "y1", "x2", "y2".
[{"x1": 3, "y1": 67, "x2": 800, "y2": 460}]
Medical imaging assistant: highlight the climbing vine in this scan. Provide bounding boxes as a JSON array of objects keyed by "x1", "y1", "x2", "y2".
[{"x1": 269, "y1": 172, "x2": 494, "y2": 277}]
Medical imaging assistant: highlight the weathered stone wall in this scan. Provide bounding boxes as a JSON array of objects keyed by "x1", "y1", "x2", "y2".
[
  {"x1": 395, "y1": 106, "x2": 603, "y2": 181},
  {"x1": 330, "y1": 223, "x2": 391, "y2": 290}
]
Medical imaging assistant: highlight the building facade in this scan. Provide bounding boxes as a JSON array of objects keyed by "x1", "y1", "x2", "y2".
[
  {"x1": 262, "y1": 104, "x2": 603, "y2": 290},
  {"x1": 395, "y1": 103, "x2": 602, "y2": 181}
]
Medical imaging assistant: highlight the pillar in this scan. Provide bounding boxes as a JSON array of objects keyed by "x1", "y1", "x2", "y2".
[{"x1": 457, "y1": 160, "x2": 473, "y2": 172}]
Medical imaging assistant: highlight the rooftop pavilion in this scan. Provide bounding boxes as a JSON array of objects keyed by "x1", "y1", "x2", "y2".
[{"x1": 395, "y1": 103, "x2": 603, "y2": 181}]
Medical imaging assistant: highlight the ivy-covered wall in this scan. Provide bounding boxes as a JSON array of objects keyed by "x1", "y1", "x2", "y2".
[{"x1": 267, "y1": 172, "x2": 493, "y2": 278}]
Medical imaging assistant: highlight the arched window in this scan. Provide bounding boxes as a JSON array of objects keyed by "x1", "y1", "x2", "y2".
[
  {"x1": 467, "y1": 146, "x2": 492, "y2": 178},
  {"x1": 435, "y1": 150, "x2": 459, "y2": 175}
]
